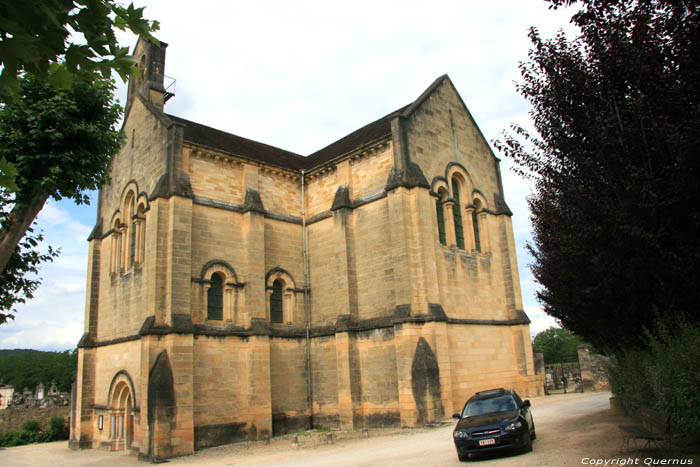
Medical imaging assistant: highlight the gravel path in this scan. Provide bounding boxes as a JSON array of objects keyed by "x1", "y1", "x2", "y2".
[{"x1": 1, "y1": 391, "x2": 696, "y2": 466}]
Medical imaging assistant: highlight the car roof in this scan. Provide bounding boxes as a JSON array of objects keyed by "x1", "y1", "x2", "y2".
[{"x1": 468, "y1": 388, "x2": 517, "y2": 402}]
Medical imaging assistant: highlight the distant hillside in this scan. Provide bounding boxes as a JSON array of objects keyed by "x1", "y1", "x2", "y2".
[
  {"x1": 0, "y1": 349, "x2": 43, "y2": 358},
  {"x1": 0, "y1": 349, "x2": 77, "y2": 393}
]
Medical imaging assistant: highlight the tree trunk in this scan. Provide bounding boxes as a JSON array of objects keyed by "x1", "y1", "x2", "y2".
[{"x1": 0, "y1": 196, "x2": 48, "y2": 274}]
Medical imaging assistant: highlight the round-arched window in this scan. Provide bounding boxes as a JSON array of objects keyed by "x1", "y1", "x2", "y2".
[
  {"x1": 207, "y1": 274, "x2": 223, "y2": 320},
  {"x1": 270, "y1": 280, "x2": 283, "y2": 324}
]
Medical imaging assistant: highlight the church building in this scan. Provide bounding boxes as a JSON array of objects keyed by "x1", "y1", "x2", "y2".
[{"x1": 71, "y1": 38, "x2": 542, "y2": 459}]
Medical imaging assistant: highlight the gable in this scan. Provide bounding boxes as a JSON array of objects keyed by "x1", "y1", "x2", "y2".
[{"x1": 400, "y1": 77, "x2": 505, "y2": 211}]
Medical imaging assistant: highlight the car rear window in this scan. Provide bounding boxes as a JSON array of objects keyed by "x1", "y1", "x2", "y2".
[{"x1": 462, "y1": 395, "x2": 518, "y2": 417}]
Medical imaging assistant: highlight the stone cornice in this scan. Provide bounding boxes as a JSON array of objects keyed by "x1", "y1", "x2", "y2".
[
  {"x1": 183, "y1": 138, "x2": 391, "y2": 181},
  {"x1": 78, "y1": 306, "x2": 530, "y2": 347},
  {"x1": 305, "y1": 138, "x2": 391, "y2": 180}
]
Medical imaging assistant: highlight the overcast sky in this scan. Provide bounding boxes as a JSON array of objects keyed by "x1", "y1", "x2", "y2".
[{"x1": 0, "y1": 0, "x2": 581, "y2": 351}]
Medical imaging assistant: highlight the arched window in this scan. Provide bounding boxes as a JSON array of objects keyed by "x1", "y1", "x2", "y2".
[
  {"x1": 472, "y1": 200, "x2": 482, "y2": 253},
  {"x1": 199, "y1": 261, "x2": 241, "y2": 324},
  {"x1": 452, "y1": 178, "x2": 465, "y2": 250},
  {"x1": 436, "y1": 194, "x2": 446, "y2": 246},
  {"x1": 270, "y1": 280, "x2": 283, "y2": 324},
  {"x1": 135, "y1": 204, "x2": 146, "y2": 265},
  {"x1": 109, "y1": 184, "x2": 149, "y2": 278},
  {"x1": 110, "y1": 217, "x2": 123, "y2": 276},
  {"x1": 207, "y1": 273, "x2": 224, "y2": 320},
  {"x1": 129, "y1": 216, "x2": 137, "y2": 266},
  {"x1": 122, "y1": 191, "x2": 135, "y2": 269}
]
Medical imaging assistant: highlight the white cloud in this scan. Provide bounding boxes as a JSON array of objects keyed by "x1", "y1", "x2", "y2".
[
  {"x1": 0, "y1": 318, "x2": 83, "y2": 351},
  {"x1": 1, "y1": 201, "x2": 91, "y2": 351},
  {"x1": 35, "y1": 200, "x2": 68, "y2": 227},
  {"x1": 526, "y1": 305, "x2": 560, "y2": 338}
]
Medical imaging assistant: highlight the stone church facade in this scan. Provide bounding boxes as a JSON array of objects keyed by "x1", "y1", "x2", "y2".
[{"x1": 71, "y1": 38, "x2": 542, "y2": 459}]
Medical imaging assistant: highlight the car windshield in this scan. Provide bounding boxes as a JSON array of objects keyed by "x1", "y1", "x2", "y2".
[{"x1": 462, "y1": 395, "x2": 518, "y2": 417}]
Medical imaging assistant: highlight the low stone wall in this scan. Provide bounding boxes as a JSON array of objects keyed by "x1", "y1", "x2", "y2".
[
  {"x1": 0, "y1": 407, "x2": 70, "y2": 436},
  {"x1": 578, "y1": 345, "x2": 610, "y2": 391}
]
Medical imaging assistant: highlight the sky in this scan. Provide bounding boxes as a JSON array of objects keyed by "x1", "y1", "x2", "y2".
[{"x1": 0, "y1": 0, "x2": 581, "y2": 351}]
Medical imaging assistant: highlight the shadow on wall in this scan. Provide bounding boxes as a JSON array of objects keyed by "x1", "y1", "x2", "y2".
[
  {"x1": 147, "y1": 350, "x2": 176, "y2": 460},
  {"x1": 411, "y1": 338, "x2": 444, "y2": 424}
]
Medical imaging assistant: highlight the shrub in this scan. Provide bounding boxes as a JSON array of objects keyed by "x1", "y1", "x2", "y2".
[
  {"x1": 646, "y1": 322, "x2": 700, "y2": 446},
  {"x1": 608, "y1": 320, "x2": 700, "y2": 446},
  {"x1": 606, "y1": 350, "x2": 654, "y2": 415},
  {"x1": 49, "y1": 416, "x2": 69, "y2": 441},
  {"x1": 0, "y1": 427, "x2": 43, "y2": 447},
  {"x1": 0, "y1": 417, "x2": 70, "y2": 447},
  {"x1": 23, "y1": 420, "x2": 40, "y2": 432}
]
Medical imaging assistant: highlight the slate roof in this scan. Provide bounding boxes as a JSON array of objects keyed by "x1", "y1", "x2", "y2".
[
  {"x1": 167, "y1": 109, "x2": 398, "y2": 172},
  {"x1": 305, "y1": 105, "x2": 408, "y2": 168},
  {"x1": 166, "y1": 114, "x2": 308, "y2": 171},
  {"x1": 166, "y1": 75, "x2": 450, "y2": 172}
]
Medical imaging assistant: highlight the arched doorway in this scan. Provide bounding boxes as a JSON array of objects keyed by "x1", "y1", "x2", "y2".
[{"x1": 109, "y1": 380, "x2": 134, "y2": 450}]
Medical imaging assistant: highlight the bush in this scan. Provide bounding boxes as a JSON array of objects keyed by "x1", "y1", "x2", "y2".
[
  {"x1": 0, "y1": 417, "x2": 69, "y2": 447},
  {"x1": 49, "y1": 416, "x2": 69, "y2": 441},
  {"x1": 608, "y1": 320, "x2": 700, "y2": 446},
  {"x1": 22, "y1": 420, "x2": 40, "y2": 432},
  {"x1": 606, "y1": 350, "x2": 654, "y2": 415},
  {"x1": 647, "y1": 322, "x2": 700, "y2": 446},
  {"x1": 0, "y1": 427, "x2": 46, "y2": 447}
]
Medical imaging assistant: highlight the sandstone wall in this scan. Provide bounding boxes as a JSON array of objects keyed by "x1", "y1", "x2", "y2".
[
  {"x1": 269, "y1": 338, "x2": 309, "y2": 434},
  {"x1": 0, "y1": 407, "x2": 70, "y2": 436}
]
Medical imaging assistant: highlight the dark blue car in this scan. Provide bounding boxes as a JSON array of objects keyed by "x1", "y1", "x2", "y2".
[{"x1": 452, "y1": 388, "x2": 536, "y2": 461}]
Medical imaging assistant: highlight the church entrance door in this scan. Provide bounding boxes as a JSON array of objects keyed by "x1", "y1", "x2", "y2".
[{"x1": 110, "y1": 381, "x2": 134, "y2": 450}]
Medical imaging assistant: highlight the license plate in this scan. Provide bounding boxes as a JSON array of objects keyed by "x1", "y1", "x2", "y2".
[{"x1": 479, "y1": 438, "x2": 496, "y2": 446}]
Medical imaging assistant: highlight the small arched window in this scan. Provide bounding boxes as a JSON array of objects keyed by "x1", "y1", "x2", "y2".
[
  {"x1": 136, "y1": 204, "x2": 146, "y2": 265},
  {"x1": 270, "y1": 280, "x2": 284, "y2": 324},
  {"x1": 123, "y1": 191, "x2": 135, "y2": 268},
  {"x1": 436, "y1": 198, "x2": 446, "y2": 246},
  {"x1": 207, "y1": 273, "x2": 224, "y2": 320},
  {"x1": 472, "y1": 202, "x2": 481, "y2": 253},
  {"x1": 452, "y1": 179, "x2": 465, "y2": 250},
  {"x1": 129, "y1": 216, "x2": 137, "y2": 266},
  {"x1": 110, "y1": 219, "x2": 122, "y2": 276}
]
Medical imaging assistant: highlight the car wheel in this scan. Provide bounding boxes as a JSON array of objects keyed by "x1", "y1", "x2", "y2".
[
  {"x1": 523, "y1": 430, "x2": 533, "y2": 453},
  {"x1": 458, "y1": 451, "x2": 470, "y2": 462}
]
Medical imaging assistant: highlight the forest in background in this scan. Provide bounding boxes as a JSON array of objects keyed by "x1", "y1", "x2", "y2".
[{"x1": 0, "y1": 349, "x2": 77, "y2": 393}]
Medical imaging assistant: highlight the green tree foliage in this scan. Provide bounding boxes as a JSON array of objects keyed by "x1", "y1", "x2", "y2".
[
  {"x1": 0, "y1": 349, "x2": 34, "y2": 357},
  {"x1": 608, "y1": 320, "x2": 700, "y2": 446},
  {"x1": 532, "y1": 327, "x2": 584, "y2": 363},
  {"x1": 0, "y1": 73, "x2": 124, "y2": 316},
  {"x1": 0, "y1": 349, "x2": 77, "y2": 393},
  {"x1": 495, "y1": 0, "x2": 700, "y2": 352},
  {"x1": 0, "y1": 0, "x2": 158, "y2": 199},
  {"x1": 0, "y1": 0, "x2": 159, "y2": 97}
]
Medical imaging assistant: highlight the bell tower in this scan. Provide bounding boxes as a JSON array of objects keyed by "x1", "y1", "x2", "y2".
[{"x1": 126, "y1": 37, "x2": 170, "y2": 111}]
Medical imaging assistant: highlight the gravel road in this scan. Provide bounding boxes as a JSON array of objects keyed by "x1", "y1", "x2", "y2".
[{"x1": 1, "y1": 391, "x2": 694, "y2": 466}]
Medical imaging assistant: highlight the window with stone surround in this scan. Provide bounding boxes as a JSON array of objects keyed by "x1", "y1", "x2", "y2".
[
  {"x1": 207, "y1": 273, "x2": 224, "y2": 320},
  {"x1": 436, "y1": 188, "x2": 447, "y2": 246},
  {"x1": 270, "y1": 280, "x2": 283, "y2": 323},
  {"x1": 134, "y1": 203, "x2": 146, "y2": 265},
  {"x1": 110, "y1": 183, "x2": 149, "y2": 278},
  {"x1": 472, "y1": 199, "x2": 482, "y2": 252},
  {"x1": 198, "y1": 260, "x2": 243, "y2": 324},
  {"x1": 123, "y1": 191, "x2": 135, "y2": 268},
  {"x1": 452, "y1": 178, "x2": 465, "y2": 250},
  {"x1": 265, "y1": 268, "x2": 297, "y2": 325},
  {"x1": 110, "y1": 217, "x2": 123, "y2": 277}
]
